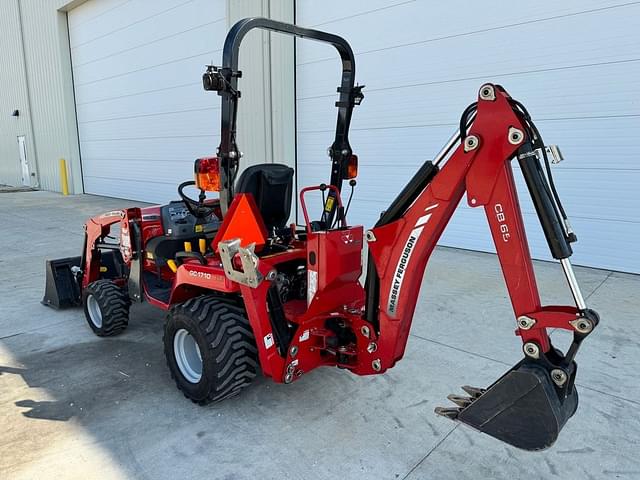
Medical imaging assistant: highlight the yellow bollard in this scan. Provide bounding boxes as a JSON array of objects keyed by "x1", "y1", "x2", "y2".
[{"x1": 59, "y1": 159, "x2": 69, "y2": 195}]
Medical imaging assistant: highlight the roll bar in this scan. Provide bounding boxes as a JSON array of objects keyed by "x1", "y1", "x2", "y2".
[{"x1": 208, "y1": 17, "x2": 364, "y2": 214}]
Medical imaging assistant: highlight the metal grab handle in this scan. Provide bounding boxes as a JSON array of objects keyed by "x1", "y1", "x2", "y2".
[{"x1": 299, "y1": 185, "x2": 345, "y2": 234}]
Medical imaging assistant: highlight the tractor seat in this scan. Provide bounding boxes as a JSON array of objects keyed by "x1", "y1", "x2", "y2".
[{"x1": 235, "y1": 163, "x2": 294, "y2": 234}]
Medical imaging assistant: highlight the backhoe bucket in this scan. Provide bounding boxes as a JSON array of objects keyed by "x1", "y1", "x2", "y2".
[
  {"x1": 42, "y1": 256, "x2": 82, "y2": 309},
  {"x1": 436, "y1": 362, "x2": 578, "y2": 451}
]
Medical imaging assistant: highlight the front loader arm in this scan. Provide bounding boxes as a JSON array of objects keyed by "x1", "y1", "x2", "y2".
[{"x1": 364, "y1": 84, "x2": 599, "y2": 450}]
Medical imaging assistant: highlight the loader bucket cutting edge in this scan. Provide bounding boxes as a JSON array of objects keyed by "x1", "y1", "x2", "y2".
[
  {"x1": 42, "y1": 256, "x2": 82, "y2": 309},
  {"x1": 436, "y1": 362, "x2": 578, "y2": 451}
]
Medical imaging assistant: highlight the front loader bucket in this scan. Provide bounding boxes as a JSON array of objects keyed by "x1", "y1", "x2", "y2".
[
  {"x1": 42, "y1": 256, "x2": 82, "y2": 309},
  {"x1": 436, "y1": 362, "x2": 578, "y2": 451}
]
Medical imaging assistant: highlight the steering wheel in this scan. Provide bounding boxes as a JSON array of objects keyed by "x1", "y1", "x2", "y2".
[{"x1": 177, "y1": 181, "x2": 218, "y2": 219}]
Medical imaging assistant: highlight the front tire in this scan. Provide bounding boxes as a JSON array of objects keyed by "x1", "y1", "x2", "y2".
[
  {"x1": 82, "y1": 280, "x2": 130, "y2": 336},
  {"x1": 164, "y1": 295, "x2": 258, "y2": 404}
]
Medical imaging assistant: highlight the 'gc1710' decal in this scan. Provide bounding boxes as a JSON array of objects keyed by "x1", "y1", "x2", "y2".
[
  {"x1": 387, "y1": 203, "x2": 438, "y2": 316},
  {"x1": 188, "y1": 270, "x2": 212, "y2": 280}
]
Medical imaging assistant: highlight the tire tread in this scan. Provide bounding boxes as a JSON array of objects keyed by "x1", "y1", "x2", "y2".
[
  {"x1": 84, "y1": 280, "x2": 130, "y2": 337},
  {"x1": 164, "y1": 295, "x2": 258, "y2": 404}
]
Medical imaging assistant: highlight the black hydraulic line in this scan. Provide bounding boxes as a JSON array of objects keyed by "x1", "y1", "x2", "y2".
[
  {"x1": 517, "y1": 143, "x2": 572, "y2": 260},
  {"x1": 375, "y1": 161, "x2": 439, "y2": 228},
  {"x1": 266, "y1": 284, "x2": 293, "y2": 357},
  {"x1": 459, "y1": 102, "x2": 477, "y2": 140},
  {"x1": 216, "y1": 17, "x2": 359, "y2": 218},
  {"x1": 529, "y1": 122, "x2": 571, "y2": 223},
  {"x1": 510, "y1": 100, "x2": 571, "y2": 226}
]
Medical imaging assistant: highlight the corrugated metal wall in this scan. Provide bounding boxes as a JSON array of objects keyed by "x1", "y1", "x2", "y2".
[
  {"x1": 0, "y1": 0, "x2": 294, "y2": 196},
  {"x1": 295, "y1": 0, "x2": 640, "y2": 274},
  {"x1": 0, "y1": 0, "x2": 82, "y2": 193},
  {"x1": 0, "y1": 0, "x2": 37, "y2": 187},
  {"x1": 19, "y1": 0, "x2": 82, "y2": 193},
  {"x1": 68, "y1": 0, "x2": 229, "y2": 202}
]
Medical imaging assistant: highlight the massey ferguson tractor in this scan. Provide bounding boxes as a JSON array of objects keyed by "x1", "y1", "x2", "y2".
[{"x1": 43, "y1": 18, "x2": 599, "y2": 451}]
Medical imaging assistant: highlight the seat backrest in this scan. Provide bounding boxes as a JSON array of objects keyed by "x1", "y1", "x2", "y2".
[{"x1": 235, "y1": 163, "x2": 294, "y2": 233}]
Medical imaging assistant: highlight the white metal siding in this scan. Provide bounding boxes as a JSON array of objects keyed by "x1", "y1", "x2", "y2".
[
  {"x1": 68, "y1": 0, "x2": 227, "y2": 203},
  {"x1": 0, "y1": 0, "x2": 81, "y2": 193},
  {"x1": 295, "y1": 0, "x2": 640, "y2": 273},
  {"x1": 0, "y1": 0, "x2": 34, "y2": 188}
]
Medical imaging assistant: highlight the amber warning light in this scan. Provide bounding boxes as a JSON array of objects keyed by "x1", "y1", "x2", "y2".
[
  {"x1": 194, "y1": 157, "x2": 220, "y2": 191},
  {"x1": 347, "y1": 154, "x2": 358, "y2": 179}
]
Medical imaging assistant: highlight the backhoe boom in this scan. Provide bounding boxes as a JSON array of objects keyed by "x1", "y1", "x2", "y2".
[{"x1": 364, "y1": 84, "x2": 599, "y2": 450}]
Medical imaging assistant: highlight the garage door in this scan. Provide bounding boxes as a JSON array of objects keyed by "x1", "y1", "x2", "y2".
[
  {"x1": 68, "y1": 0, "x2": 226, "y2": 203},
  {"x1": 295, "y1": 0, "x2": 640, "y2": 273}
]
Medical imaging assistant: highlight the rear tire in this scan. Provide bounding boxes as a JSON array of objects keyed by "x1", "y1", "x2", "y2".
[
  {"x1": 82, "y1": 280, "x2": 130, "y2": 336},
  {"x1": 163, "y1": 295, "x2": 258, "y2": 404}
]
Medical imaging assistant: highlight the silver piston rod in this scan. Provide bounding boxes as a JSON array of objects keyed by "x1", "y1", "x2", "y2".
[
  {"x1": 560, "y1": 258, "x2": 587, "y2": 311},
  {"x1": 433, "y1": 111, "x2": 477, "y2": 168}
]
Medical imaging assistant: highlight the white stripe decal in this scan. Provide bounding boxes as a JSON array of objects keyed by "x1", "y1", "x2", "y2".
[
  {"x1": 415, "y1": 213, "x2": 432, "y2": 227},
  {"x1": 424, "y1": 203, "x2": 439, "y2": 212}
]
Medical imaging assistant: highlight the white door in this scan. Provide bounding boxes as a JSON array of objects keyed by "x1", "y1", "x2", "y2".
[
  {"x1": 68, "y1": 0, "x2": 227, "y2": 203},
  {"x1": 295, "y1": 0, "x2": 640, "y2": 273},
  {"x1": 17, "y1": 136, "x2": 30, "y2": 186}
]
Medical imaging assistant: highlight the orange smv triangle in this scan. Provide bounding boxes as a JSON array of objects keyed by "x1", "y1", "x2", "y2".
[{"x1": 212, "y1": 193, "x2": 268, "y2": 252}]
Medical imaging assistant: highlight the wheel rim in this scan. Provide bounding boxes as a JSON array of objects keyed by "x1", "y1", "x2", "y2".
[
  {"x1": 173, "y1": 329, "x2": 202, "y2": 383},
  {"x1": 87, "y1": 294, "x2": 103, "y2": 328}
]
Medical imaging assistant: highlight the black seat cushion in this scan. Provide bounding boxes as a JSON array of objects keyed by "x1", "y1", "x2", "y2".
[{"x1": 235, "y1": 163, "x2": 294, "y2": 233}]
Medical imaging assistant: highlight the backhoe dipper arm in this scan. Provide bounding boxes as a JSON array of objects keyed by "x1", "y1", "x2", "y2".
[
  {"x1": 364, "y1": 84, "x2": 599, "y2": 450},
  {"x1": 209, "y1": 17, "x2": 361, "y2": 216}
]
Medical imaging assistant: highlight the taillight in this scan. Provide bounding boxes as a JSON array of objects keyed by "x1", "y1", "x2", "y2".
[
  {"x1": 194, "y1": 157, "x2": 220, "y2": 191},
  {"x1": 346, "y1": 154, "x2": 358, "y2": 179}
]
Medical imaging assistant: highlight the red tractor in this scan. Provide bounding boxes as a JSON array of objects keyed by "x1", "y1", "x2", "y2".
[{"x1": 43, "y1": 18, "x2": 599, "y2": 451}]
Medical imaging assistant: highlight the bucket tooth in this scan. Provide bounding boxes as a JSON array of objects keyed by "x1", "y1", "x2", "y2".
[
  {"x1": 461, "y1": 385, "x2": 485, "y2": 398},
  {"x1": 434, "y1": 406, "x2": 461, "y2": 419},
  {"x1": 447, "y1": 394, "x2": 473, "y2": 408}
]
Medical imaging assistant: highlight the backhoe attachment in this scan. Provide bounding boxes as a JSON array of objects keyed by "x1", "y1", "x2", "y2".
[{"x1": 365, "y1": 83, "x2": 599, "y2": 450}]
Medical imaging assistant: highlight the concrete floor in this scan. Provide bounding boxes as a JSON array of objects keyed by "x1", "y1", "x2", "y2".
[{"x1": 1, "y1": 190, "x2": 638, "y2": 480}]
